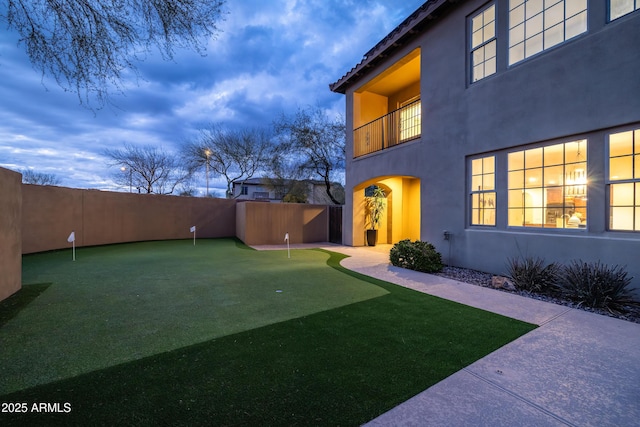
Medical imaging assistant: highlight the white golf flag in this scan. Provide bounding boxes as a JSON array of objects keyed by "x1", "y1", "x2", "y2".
[
  {"x1": 284, "y1": 232, "x2": 290, "y2": 258},
  {"x1": 190, "y1": 226, "x2": 196, "y2": 232},
  {"x1": 68, "y1": 231, "x2": 76, "y2": 261}
]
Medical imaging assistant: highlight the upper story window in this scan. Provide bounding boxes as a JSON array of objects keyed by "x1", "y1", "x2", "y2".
[
  {"x1": 399, "y1": 96, "x2": 421, "y2": 141},
  {"x1": 470, "y1": 3, "x2": 497, "y2": 82},
  {"x1": 508, "y1": 140, "x2": 587, "y2": 228},
  {"x1": 610, "y1": 0, "x2": 639, "y2": 20},
  {"x1": 608, "y1": 128, "x2": 640, "y2": 231},
  {"x1": 241, "y1": 185, "x2": 249, "y2": 196},
  {"x1": 470, "y1": 156, "x2": 496, "y2": 225},
  {"x1": 508, "y1": 0, "x2": 588, "y2": 65}
]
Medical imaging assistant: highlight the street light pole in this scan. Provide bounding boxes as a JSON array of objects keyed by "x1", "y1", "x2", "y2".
[{"x1": 204, "y1": 149, "x2": 211, "y2": 197}]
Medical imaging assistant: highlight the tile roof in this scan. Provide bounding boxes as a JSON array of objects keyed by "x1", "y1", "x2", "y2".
[{"x1": 329, "y1": 0, "x2": 456, "y2": 94}]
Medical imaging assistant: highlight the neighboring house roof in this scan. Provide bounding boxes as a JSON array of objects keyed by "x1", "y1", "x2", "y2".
[
  {"x1": 232, "y1": 178, "x2": 265, "y2": 186},
  {"x1": 329, "y1": 0, "x2": 455, "y2": 94},
  {"x1": 232, "y1": 178, "x2": 342, "y2": 187}
]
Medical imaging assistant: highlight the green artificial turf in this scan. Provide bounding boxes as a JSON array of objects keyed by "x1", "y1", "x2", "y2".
[
  {"x1": 2, "y1": 239, "x2": 388, "y2": 395},
  {"x1": 0, "y1": 283, "x2": 50, "y2": 328},
  {"x1": 0, "y1": 239, "x2": 536, "y2": 426}
]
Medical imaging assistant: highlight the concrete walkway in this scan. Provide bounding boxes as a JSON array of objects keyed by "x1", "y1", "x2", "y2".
[{"x1": 253, "y1": 243, "x2": 640, "y2": 427}]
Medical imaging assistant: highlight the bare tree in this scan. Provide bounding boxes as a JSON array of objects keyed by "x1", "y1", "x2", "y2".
[
  {"x1": 273, "y1": 106, "x2": 345, "y2": 205},
  {"x1": 262, "y1": 147, "x2": 309, "y2": 202},
  {"x1": 21, "y1": 169, "x2": 61, "y2": 185},
  {"x1": 182, "y1": 125, "x2": 271, "y2": 198},
  {"x1": 105, "y1": 143, "x2": 190, "y2": 194},
  {"x1": 1, "y1": 0, "x2": 226, "y2": 107}
]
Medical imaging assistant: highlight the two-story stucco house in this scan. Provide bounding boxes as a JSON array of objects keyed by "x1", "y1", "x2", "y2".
[{"x1": 330, "y1": 0, "x2": 640, "y2": 290}]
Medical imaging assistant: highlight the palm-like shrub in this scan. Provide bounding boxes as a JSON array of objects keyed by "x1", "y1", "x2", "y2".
[
  {"x1": 390, "y1": 239, "x2": 443, "y2": 273},
  {"x1": 505, "y1": 256, "x2": 561, "y2": 293},
  {"x1": 558, "y1": 261, "x2": 636, "y2": 312}
]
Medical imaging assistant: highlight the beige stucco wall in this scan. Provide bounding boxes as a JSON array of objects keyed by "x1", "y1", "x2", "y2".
[
  {"x1": 403, "y1": 178, "x2": 421, "y2": 240},
  {"x1": 354, "y1": 92, "x2": 387, "y2": 128},
  {"x1": 22, "y1": 185, "x2": 237, "y2": 254},
  {"x1": 350, "y1": 176, "x2": 420, "y2": 247},
  {"x1": 0, "y1": 168, "x2": 22, "y2": 301},
  {"x1": 236, "y1": 201, "x2": 247, "y2": 243},
  {"x1": 0, "y1": 180, "x2": 332, "y2": 302},
  {"x1": 388, "y1": 81, "x2": 420, "y2": 110},
  {"x1": 237, "y1": 202, "x2": 328, "y2": 245}
]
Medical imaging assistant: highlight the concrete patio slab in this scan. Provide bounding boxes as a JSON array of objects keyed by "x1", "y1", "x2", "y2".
[
  {"x1": 367, "y1": 308, "x2": 640, "y2": 427},
  {"x1": 365, "y1": 368, "x2": 569, "y2": 427}
]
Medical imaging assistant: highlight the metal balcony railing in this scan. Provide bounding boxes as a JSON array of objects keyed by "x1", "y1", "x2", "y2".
[{"x1": 353, "y1": 99, "x2": 421, "y2": 158}]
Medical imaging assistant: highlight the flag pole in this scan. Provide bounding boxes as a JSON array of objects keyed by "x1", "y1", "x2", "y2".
[
  {"x1": 190, "y1": 226, "x2": 196, "y2": 246},
  {"x1": 67, "y1": 231, "x2": 76, "y2": 261},
  {"x1": 285, "y1": 232, "x2": 290, "y2": 259}
]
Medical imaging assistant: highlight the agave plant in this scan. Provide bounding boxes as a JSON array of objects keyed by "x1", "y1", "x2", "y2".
[
  {"x1": 505, "y1": 256, "x2": 561, "y2": 293},
  {"x1": 557, "y1": 261, "x2": 637, "y2": 312}
]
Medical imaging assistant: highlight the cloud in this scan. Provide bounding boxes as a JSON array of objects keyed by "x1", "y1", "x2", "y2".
[{"x1": 0, "y1": 0, "x2": 426, "y2": 193}]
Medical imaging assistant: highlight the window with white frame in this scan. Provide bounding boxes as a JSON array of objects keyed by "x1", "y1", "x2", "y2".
[
  {"x1": 508, "y1": 0, "x2": 588, "y2": 65},
  {"x1": 470, "y1": 3, "x2": 497, "y2": 82},
  {"x1": 399, "y1": 96, "x2": 421, "y2": 141},
  {"x1": 608, "y1": 128, "x2": 640, "y2": 231},
  {"x1": 610, "y1": 0, "x2": 639, "y2": 20},
  {"x1": 508, "y1": 140, "x2": 587, "y2": 228},
  {"x1": 470, "y1": 156, "x2": 496, "y2": 225}
]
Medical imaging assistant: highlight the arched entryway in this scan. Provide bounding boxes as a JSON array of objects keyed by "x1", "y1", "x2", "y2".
[{"x1": 352, "y1": 176, "x2": 420, "y2": 246}]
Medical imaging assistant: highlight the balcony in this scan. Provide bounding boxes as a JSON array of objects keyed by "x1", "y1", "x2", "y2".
[{"x1": 353, "y1": 99, "x2": 421, "y2": 158}]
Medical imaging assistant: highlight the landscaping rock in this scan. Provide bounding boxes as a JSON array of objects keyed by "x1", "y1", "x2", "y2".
[
  {"x1": 491, "y1": 276, "x2": 516, "y2": 291},
  {"x1": 435, "y1": 266, "x2": 640, "y2": 324}
]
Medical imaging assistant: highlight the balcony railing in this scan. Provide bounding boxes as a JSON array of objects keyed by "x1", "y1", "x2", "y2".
[{"x1": 353, "y1": 99, "x2": 421, "y2": 158}]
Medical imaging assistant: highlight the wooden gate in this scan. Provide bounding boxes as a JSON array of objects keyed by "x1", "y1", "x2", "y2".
[{"x1": 329, "y1": 206, "x2": 342, "y2": 244}]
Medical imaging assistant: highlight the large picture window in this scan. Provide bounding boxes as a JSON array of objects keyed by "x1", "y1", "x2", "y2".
[
  {"x1": 470, "y1": 3, "x2": 497, "y2": 83},
  {"x1": 508, "y1": 140, "x2": 587, "y2": 228},
  {"x1": 508, "y1": 0, "x2": 587, "y2": 65},
  {"x1": 608, "y1": 129, "x2": 640, "y2": 231},
  {"x1": 610, "y1": 0, "x2": 639, "y2": 21},
  {"x1": 471, "y1": 156, "x2": 496, "y2": 225}
]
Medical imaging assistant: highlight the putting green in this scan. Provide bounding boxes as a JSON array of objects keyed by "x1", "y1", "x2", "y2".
[{"x1": 1, "y1": 239, "x2": 388, "y2": 395}]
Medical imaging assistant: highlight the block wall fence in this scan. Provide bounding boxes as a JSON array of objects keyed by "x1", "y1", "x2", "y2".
[
  {"x1": 237, "y1": 201, "x2": 329, "y2": 245},
  {"x1": 0, "y1": 167, "x2": 331, "y2": 302},
  {"x1": 0, "y1": 168, "x2": 22, "y2": 302},
  {"x1": 21, "y1": 184, "x2": 237, "y2": 254}
]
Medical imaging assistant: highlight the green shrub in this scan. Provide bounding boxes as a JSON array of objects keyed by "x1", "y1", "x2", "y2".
[
  {"x1": 505, "y1": 256, "x2": 561, "y2": 293},
  {"x1": 558, "y1": 261, "x2": 636, "y2": 312},
  {"x1": 390, "y1": 239, "x2": 443, "y2": 273}
]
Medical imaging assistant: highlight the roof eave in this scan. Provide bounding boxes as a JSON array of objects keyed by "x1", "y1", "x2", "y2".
[{"x1": 329, "y1": 0, "x2": 455, "y2": 94}]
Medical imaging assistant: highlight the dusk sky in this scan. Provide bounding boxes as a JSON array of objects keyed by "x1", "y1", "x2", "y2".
[{"x1": 0, "y1": 0, "x2": 425, "y2": 196}]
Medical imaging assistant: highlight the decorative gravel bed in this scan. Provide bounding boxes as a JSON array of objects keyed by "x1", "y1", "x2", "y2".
[{"x1": 435, "y1": 266, "x2": 640, "y2": 324}]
